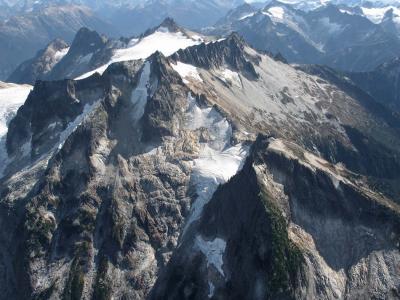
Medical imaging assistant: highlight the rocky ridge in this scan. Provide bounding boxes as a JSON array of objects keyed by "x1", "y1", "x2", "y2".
[{"x1": 0, "y1": 26, "x2": 399, "y2": 300}]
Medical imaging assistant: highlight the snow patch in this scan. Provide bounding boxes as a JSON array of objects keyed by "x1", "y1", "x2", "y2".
[
  {"x1": 131, "y1": 62, "x2": 151, "y2": 122},
  {"x1": 217, "y1": 69, "x2": 242, "y2": 88},
  {"x1": 194, "y1": 235, "x2": 226, "y2": 276},
  {"x1": 171, "y1": 62, "x2": 203, "y2": 84},
  {"x1": 57, "y1": 102, "x2": 97, "y2": 150},
  {"x1": 53, "y1": 47, "x2": 69, "y2": 62},
  {"x1": 239, "y1": 12, "x2": 256, "y2": 20},
  {"x1": 208, "y1": 282, "x2": 215, "y2": 298}
]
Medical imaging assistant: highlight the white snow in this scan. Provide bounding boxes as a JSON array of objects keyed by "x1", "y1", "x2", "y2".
[
  {"x1": 217, "y1": 69, "x2": 242, "y2": 88},
  {"x1": 183, "y1": 94, "x2": 249, "y2": 230},
  {"x1": 57, "y1": 102, "x2": 97, "y2": 150},
  {"x1": 266, "y1": 6, "x2": 285, "y2": 19},
  {"x1": 194, "y1": 235, "x2": 226, "y2": 276},
  {"x1": 0, "y1": 83, "x2": 32, "y2": 177},
  {"x1": 239, "y1": 12, "x2": 256, "y2": 20},
  {"x1": 53, "y1": 47, "x2": 69, "y2": 62},
  {"x1": 171, "y1": 62, "x2": 203, "y2": 84},
  {"x1": 76, "y1": 29, "x2": 201, "y2": 80},
  {"x1": 339, "y1": 9, "x2": 355, "y2": 15},
  {"x1": 131, "y1": 62, "x2": 151, "y2": 122},
  {"x1": 208, "y1": 282, "x2": 215, "y2": 298},
  {"x1": 361, "y1": 6, "x2": 400, "y2": 24}
]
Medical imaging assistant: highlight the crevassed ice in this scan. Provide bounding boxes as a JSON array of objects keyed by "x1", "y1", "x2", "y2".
[{"x1": 184, "y1": 94, "x2": 249, "y2": 231}]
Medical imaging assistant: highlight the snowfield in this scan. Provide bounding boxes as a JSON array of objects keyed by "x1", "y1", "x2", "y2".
[
  {"x1": 171, "y1": 62, "x2": 203, "y2": 84},
  {"x1": 0, "y1": 83, "x2": 32, "y2": 177},
  {"x1": 77, "y1": 28, "x2": 202, "y2": 80}
]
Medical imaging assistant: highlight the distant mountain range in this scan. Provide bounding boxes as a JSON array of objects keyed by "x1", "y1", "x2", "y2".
[
  {"x1": 208, "y1": 1, "x2": 400, "y2": 72},
  {"x1": 0, "y1": 4, "x2": 118, "y2": 80},
  {"x1": 1, "y1": 17, "x2": 400, "y2": 299}
]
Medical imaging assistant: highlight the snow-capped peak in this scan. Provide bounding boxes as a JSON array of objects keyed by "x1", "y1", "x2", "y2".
[{"x1": 76, "y1": 19, "x2": 205, "y2": 80}]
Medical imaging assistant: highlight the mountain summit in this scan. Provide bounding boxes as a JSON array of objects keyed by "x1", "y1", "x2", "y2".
[{"x1": 0, "y1": 19, "x2": 399, "y2": 299}]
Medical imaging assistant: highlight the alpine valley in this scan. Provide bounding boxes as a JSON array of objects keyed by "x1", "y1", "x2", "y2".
[{"x1": 0, "y1": 1, "x2": 400, "y2": 300}]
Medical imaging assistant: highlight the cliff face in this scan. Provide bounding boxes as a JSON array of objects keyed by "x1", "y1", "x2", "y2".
[
  {"x1": 151, "y1": 136, "x2": 400, "y2": 300},
  {"x1": 1, "y1": 34, "x2": 400, "y2": 300}
]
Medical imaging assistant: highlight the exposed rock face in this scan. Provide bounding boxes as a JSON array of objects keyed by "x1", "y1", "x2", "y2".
[
  {"x1": 45, "y1": 27, "x2": 111, "y2": 81},
  {"x1": 0, "y1": 4, "x2": 118, "y2": 80},
  {"x1": 171, "y1": 33, "x2": 259, "y2": 79},
  {"x1": 347, "y1": 57, "x2": 400, "y2": 112},
  {"x1": 151, "y1": 136, "x2": 400, "y2": 299},
  {"x1": 7, "y1": 39, "x2": 69, "y2": 85},
  {"x1": 208, "y1": 2, "x2": 400, "y2": 72},
  {"x1": 8, "y1": 19, "x2": 207, "y2": 84},
  {"x1": 1, "y1": 32, "x2": 400, "y2": 300}
]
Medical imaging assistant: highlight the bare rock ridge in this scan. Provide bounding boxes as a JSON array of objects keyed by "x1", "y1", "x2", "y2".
[
  {"x1": 151, "y1": 135, "x2": 400, "y2": 299},
  {"x1": 141, "y1": 17, "x2": 183, "y2": 37},
  {"x1": 0, "y1": 22, "x2": 400, "y2": 300},
  {"x1": 171, "y1": 32, "x2": 259, "y2": 79},
  {"x1": 47, "y1": 27, "x2": 111, "y2": 81},
  {"x1": 7, "y1": 39, "x2": 70, "y2": 85}
]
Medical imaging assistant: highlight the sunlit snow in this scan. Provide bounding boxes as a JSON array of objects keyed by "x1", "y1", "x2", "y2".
[
  {"x1": 171, "y1": 62, "x2": 203, "y2": 84},
  {"x1": 0, "y1": 83, "x2": 32, "y2": 177},
  {"x1": 194, "y1": 235, "x2": 226, "y2": 276},
  {"x1": 184, "y1": 94, "x2": 249, "y2": 231},
  {"x1": 53, "y1": 47, "x2": 70, "y2": 63},
  {"x1": 361, "y1": 6, "x2": 400, "y2": 24},
  {"x1": 77, "y1": 29, "x2": 201, "y2": 80},
  {"x1": 266, "y1": 6, "x2": 285, "y2": 19}
]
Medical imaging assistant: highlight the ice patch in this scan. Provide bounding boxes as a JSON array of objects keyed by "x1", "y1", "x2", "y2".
[
  {"x1": 131, "y1": 62, "x2": 151, "y2": 122},
  {"x1": 58, "y1": 102, "x2": 97, "y2": 150},
  {"x1": 171, "y1": 62, "x2": 203, "y2": 84},
  {"x1": 194, "y1": 235, "x2": 226, "y2": 276},
  {"x1": 77, "y1": 29, "x2": 200, "y2": 80}
]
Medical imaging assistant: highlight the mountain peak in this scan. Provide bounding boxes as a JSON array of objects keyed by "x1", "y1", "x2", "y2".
[
  {"x1": 159, "y1": 17, "x2": 180, "y2": 31},
  {"x1": 69, "y1": 27, "x2": 108, "y2": 56},
  {"x1": 171, "y1": 32, "x2": 258, "y2": 79},
  {"x1": 142, "y1": 17, "x2": 183, "y2": 37}
]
